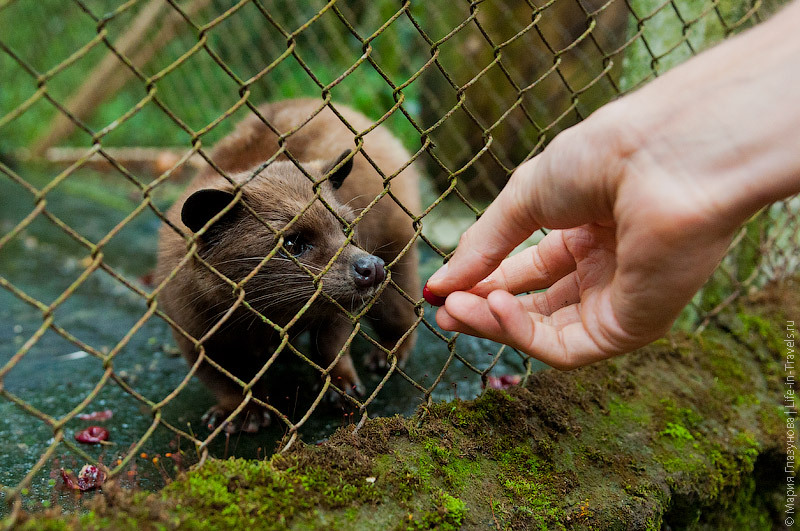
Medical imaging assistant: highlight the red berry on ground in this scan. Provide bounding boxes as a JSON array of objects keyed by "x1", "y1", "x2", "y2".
[
  {"x1": 483, "y1": 374, "x2": 522, "y2": 390},
  {"x1": 60, "y1": 464, "x2": 106, "y2": 491},
  {"x1": 75, "y1": 426, "x2": 110, "y2": 444},
  {"x1": 77, "y1": 464, "x2": 105, "y2": 490},
  {"x1": 423, "y1": 284, "x2": 446, "y2": 306},
  {"x1": 60, "y1": 469, "x2": 78, "y2": 490},
  {"x1": 77, "y1": 409, "x2": 113, "y2": 421}
]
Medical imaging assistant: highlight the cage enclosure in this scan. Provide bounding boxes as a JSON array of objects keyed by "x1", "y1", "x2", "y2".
[{"x1": 0, "y1": 0, "x2": 797, "y2": 528}]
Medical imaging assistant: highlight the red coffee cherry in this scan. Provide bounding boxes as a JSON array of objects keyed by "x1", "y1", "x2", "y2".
[{"x1": 423, "y1": 284, "x2": 446, "y2": 306}]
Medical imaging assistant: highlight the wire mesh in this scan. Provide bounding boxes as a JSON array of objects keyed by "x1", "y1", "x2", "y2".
[{"x1": 0, "y1": 0, "x2": 796, "y2": 521}]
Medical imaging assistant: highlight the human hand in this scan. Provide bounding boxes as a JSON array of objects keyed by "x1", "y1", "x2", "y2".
[{"x1": 426, "y1": 1, "x2": 800, "y2": 369}]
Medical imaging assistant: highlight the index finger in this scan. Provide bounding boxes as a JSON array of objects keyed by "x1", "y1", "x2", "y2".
[
  {"x1": 425, "y1": 113, "x2": 621, "y2": 298},
  {"x1": 426, "y1": 158, "x2": 544, "y2": 295},
  {"x1": 466, "y1": 229, "x2": 576, "y2": 297}
]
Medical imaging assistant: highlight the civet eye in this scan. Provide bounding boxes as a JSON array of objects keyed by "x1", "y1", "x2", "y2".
[{"x1": 281, "y1": 234, "x2": 312, "y2": 257}]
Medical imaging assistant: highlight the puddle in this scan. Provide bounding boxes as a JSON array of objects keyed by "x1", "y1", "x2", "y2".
[{"x1": 0, "y1": 165, "x2": 543, "y2": 513}]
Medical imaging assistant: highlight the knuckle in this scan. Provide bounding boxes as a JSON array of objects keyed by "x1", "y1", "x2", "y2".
[
  {"x1": 530, "y1": 245, "x2": 554, "y2": 285},
  {"x1": 587, "y1": 100, "x2": 643, "y2": 157},
  {"x1": 457, "y1": 230, "x2": 471, "y2": 249},
  {"x1": 465, "y1": 238, "x2": 502, "y2": 271},
  {"x1": 534, "y1": 292, "x2": 552, "y2": 316}
]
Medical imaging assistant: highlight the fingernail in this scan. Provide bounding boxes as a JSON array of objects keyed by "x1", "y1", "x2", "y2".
[
  {"x1": 423, "y1": 284, "x2": 447, "y2": 306},
  {"x1": 424, "y1": 264, "x2": 449, "y2": 306},
  {"x1": 426, "y1": 263, "x2": 448, "y2": 287}
]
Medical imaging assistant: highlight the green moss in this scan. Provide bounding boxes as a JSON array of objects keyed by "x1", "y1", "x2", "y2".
[
  {"x1": 758, "y1": 404, "x2": 787, "y2": 439},
  {"x1": 492, "y1": 444, "x2": 564, "y2": 527},
  {"x1": 737, "y1": 311, "x2": 786, "y2": 354},
  {"x1": 689, "y1": 474, "x2": 775, "y2": 529},
  {"x1": 17, "y1": 519, "x2": 71, "y2": 531},
  {"x1": 734, "y1": 394, "x2": 760, "y2": 406},
  {"x1": 732, "y1": 432, "x2": 760, "y2": 466},
  {"x1": 436, "y1": 389, "x2": 517, "y2": 429},
  {"x1": 497, "y1": 445, "x2": 541, "y2": 474},
  {"x1": 660, "y1": 422, "x2": 696, "y2": 442},
  {"x1": 655, "y1": 423, "x2": 762, "y2": 510},
  {"x1": 422, "y1": 439, "x2": 451, "y2": 464},
  {"x1": 441, "y1": 456, "x2": 482, "y2": 492},
  {"x1": 656, "y1": 399, "x2": 704, "y2": 450},
  {"x1": 659, "y1": 452, "x2": 705, "y2": 475},
  {"x1": 400, "y1": 490, "x2": 466, "y2": 531},
  {"x1": 606, "y1": 397, "x2": 652, "y2": 428},
  {"x1": 159, "y1": 456, "x2": 386, "y2": 529}
]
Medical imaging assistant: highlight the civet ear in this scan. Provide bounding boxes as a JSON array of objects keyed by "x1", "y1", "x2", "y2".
[
  {"x1": 181, "y1": 189, "x2": 240, "y2": 234},
  {"x1": 323, "y1": 150, "x2": 353, "y2": 190}
]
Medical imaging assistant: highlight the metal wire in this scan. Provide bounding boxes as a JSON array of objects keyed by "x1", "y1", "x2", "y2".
[{"x1": 0, "y1": 0, "x2": 794, "y2": 523}]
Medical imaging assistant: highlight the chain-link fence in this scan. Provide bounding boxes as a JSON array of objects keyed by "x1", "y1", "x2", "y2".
[{"x1": 0, "y1": 0, "x2": 796, "y2": 522}]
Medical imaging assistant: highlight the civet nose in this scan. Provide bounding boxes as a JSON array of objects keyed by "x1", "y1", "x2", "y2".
[{"x1": 353, "y1": 255, "x2": 386, "y2": 289}]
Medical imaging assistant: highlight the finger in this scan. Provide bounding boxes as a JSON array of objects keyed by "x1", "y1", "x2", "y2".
[
  {"x1": 435, "y1": 303, "x2": 487, "y2": 339},
  {"x1": 515, "y1": 271, "x2": 581, "y2": 316},
  {"x1": 436, "y1": 275, "x2": 581, "y2": 334},
  {"x1": 436, "y1": 291, "x2": 533, "y2": 339},
  {"x1": 426, "y1": 159, "x2": 547, "y2": 295},
  {"x1": 467, "y1": 230, "x2": 577, "y2": 297},
  {"x1": 427, "y1": 124, "x2": 619, "y2": 297},
  {"x1": 484, "y1": 291, "x2": 612, "y2": 369},
  {"x1": 439, "y1": 290, "x2": 615, "y2": 369}
]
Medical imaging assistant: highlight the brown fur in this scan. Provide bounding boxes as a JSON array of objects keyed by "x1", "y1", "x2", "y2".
[{"x1": 156, "y1": 99, "x2": 420, "y2": 432}]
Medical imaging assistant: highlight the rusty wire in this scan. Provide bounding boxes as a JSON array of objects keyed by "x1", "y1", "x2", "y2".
[{"x1": 0, "y1": 0, "x2": 795, "y2": 522}]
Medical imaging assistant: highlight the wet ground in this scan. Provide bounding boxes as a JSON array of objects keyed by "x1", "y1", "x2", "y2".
[{"x1": 0, "y1": 164, "x2": 542, "y2": 513}]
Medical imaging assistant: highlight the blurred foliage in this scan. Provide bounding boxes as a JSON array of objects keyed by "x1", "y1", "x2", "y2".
[{"x1": 0, "y1": 0, "x2": 428, "y2": 154}]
